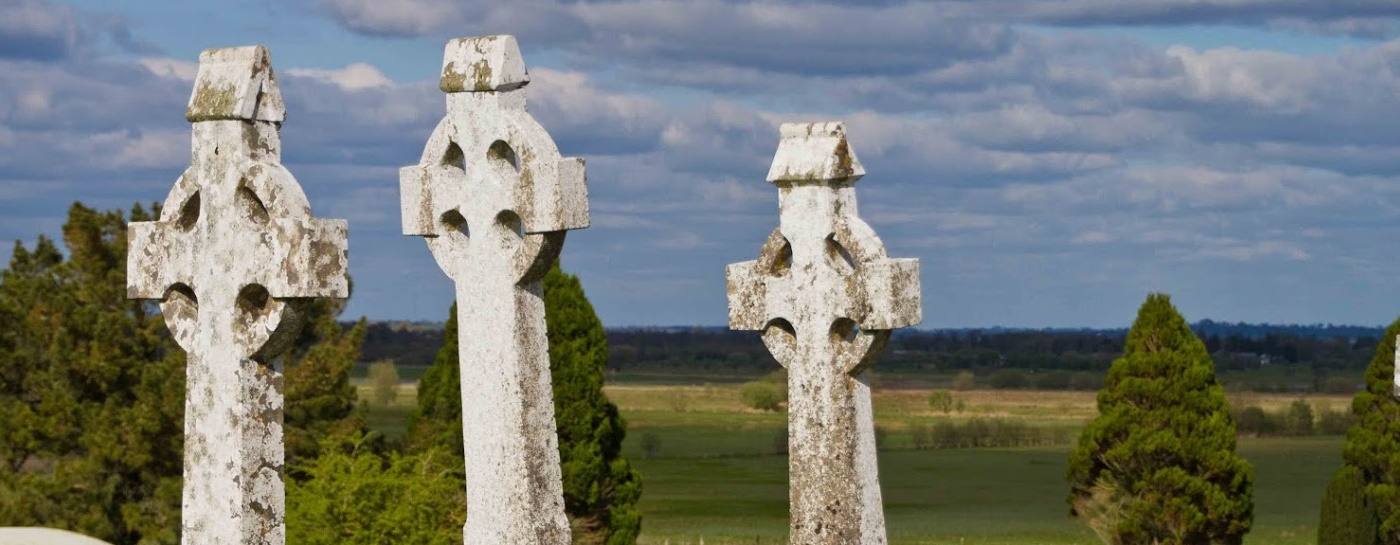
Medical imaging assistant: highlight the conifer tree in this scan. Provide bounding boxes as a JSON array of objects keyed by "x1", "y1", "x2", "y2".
[
  {"x1": 1341, "y1": 317, "x2": 1400, "y2": 543},
  {"x1": 1317, "y1": 464, "x2": 1377, "y2": 545},
  {"x1": 408, "y1": 262, "x2": 642, "y2": 544},
  {"x1": 1067, "y1": 293, "x2": 1253, "y2": 545},
  {"x1": 405, "y1": 303, "x2": 463, "y2": 458},
  {"x1": 0, "y1": 203, "x2": 185, "y2": 545},
  {"x1": 544, "y1": 262, "x2": 643, "y2": 545},
  {"x1": 284, "y1": 308, "x2": 370, "y2": 465}
]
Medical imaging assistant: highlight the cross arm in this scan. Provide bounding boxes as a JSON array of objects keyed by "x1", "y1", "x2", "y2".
[
  {"x1": 851, "y1": 258, "x2": 920, "y2": 330},
  {"x1": 262, "y1": 216, "x2": 348, "y2": 299},
  {"x1": 127, "y1": 221, "x2": 192, "y2": 300}
]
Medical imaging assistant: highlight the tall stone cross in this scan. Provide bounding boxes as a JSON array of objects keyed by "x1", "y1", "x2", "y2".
[
  {"x1": 400, "y1": 35, "x2": 588, "y2": 544},
  {"x1": 727, "y1": 122, "x2": 921, "y2": 545},
  {"x1": 127, "y1": 46, "x2": 349, "y2": 545}
]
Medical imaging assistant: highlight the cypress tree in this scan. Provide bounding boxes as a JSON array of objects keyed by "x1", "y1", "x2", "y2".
[
  {"x1": 405, "y1": 303, "x2": 463, "y2": 458},
  {"x1": 1317, "y1": 465, "x2": 1377, "y2": 545},
  {"x1": 408, "y1": 263, "x2": 642, "y2": 544},
  {"x1": 544, "y1": 262, "x2": 643, "y2": 545},
  {"x1": 1341, "y1": 317, "x2": 1400, "y2": 543},
  {"x1": 1067, "y1": 293, "x2": 1253, "y2": 545}
]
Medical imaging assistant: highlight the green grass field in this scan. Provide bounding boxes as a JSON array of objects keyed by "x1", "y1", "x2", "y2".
[{"x1": 360, "y1": 383, "x2": 1346, "y2": 544}]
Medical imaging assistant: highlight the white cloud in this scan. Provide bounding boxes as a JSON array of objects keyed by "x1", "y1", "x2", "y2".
[
  {"x1": 286, "y1": 62, "x2": 393, "y2": 91},
  {"x1": 140, "y1": 57, "x2": 197, "y2": 81}
]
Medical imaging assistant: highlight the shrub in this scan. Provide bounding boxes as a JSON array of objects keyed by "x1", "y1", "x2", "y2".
[
  {"x1": 1323, "y1": 376, "x2": 1361, "y2": 394},
  {"x1": 988, "y1": 369, "x2": 1028, "y2": 390},
  {"x1": 1282, "y1": 399, "x2": 1315, "y2": 436},
  {"x1": 1234, "y1": 406, "x2": 1276, "y2": 437},
  {"x1": 952, "y1": 370, "x2": 977, "y2": 391},
  {"x1": 1318, "y1": 409, "x2": 1354, "y2": 436},
  {"x1": 928, "y1": 389, "x2": 956, "y2": 413},
  {"x1": 740, "y1": 380, "x2": 784, "y2": 412},
  {"x1": 1069, "y1": 372, "x2": 1105, "y2": 391},
  {"x1": 1034, "y1": 371, "x2": 1073, "y2": 390},
  {"x1": 1067, "y1": 293, "x2": 1253, "y2": 545},
  {"x1": 286, "y1": 435, "x2": 465, "y2": 545},
  {"x1": 910, "y1": 424, "x2": 932, "y2": 450},
  {"x1": 1317, "y1": 465, "x2": 1377, "y2": 545},
  {"x1": 368, "y1": 360, "x2": 399, "y2": 406}
]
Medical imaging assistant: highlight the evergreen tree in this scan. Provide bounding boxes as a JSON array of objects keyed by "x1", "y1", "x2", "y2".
[
  {"x1": 1342, "y1": 317, "x2": 1400, "y2": 543},
  {"x1": 544, "y1": 263, "x2": 643, "y2": 545},
  {"x1": 405, "y1": 303, "x2": 463, "y2": 458},
  {"x1": 407, "y1": 263, "x2": 642, "y2": 544},
  {"x1": 1317, "y1": 464, "x2": 1377, "y2": 545},
  {"x1": 284, "y1": 309, "x2": 370, "y2": 465},
  {"x1": 1067, "y1": 293, "x2": 1253, "y2": 545},
  {"x1": 0, "y1": 203, "x2": 185, "y2": 545}
]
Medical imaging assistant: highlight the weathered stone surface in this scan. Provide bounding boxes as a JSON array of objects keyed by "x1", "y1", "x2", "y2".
[
  {"x1": 0, "y1": 528, "x2": 116, "y2": 545},
  {"x1": 727, "y1": 122, "x2": 921, "y2": 545},
  {"x1": 126, "y1": 45, "x2": 348, "y2": 545},
  {"x1": 401, "y1": 34, "x2": 587, "y2": 545}
]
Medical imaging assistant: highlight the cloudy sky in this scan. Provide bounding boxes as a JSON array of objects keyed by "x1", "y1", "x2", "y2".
[{"x1": 2, "y1": 0, "x2": 1399, "y2": 328}]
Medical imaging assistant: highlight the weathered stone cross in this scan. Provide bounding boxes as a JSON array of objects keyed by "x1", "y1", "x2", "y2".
[
  {"x1": 127, "y1": 46, "x2": 349, "y2": 545},
  {"x1": 727, "y1": 122, "x2": 921, "y2": 545},
  {"x1": 400, "y1": 35, "x2": 588, "y2": 544}
]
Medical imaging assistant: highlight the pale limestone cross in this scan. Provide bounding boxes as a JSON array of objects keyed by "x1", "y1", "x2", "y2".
[
  {"x1": 126, "y1": 46, "x2": 348, "y2": 545},
  {"x1": 399, "y1": 35, "x2": 588, "y2": 545},
  {"x1": 727, "y1": 122, "x2": 921, "y2": 545}
]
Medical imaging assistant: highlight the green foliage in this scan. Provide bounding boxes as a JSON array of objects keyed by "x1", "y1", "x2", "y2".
[
  {"x1": 1318, "y1": 408, "x2": 1354, "y2": 436},
  {"x1": 1341, "y1": 317, "x2": 1400, "y2": 543},
  {"x1": 952, "y1": 370, "x2": 977, "y2": 390},
  {"x1": 284, "y1": 310, "x2": 370, "y2": 465},
  {"x1": 928, "y1": 389, "x2": 956, "y2": 413},
  {"x1": 368, "y1": 360, "x2": 400, "y2": 406},
  {"x1": 740, "y1": 369, "x2": 788, "y2": 412},
  {"x1": 741, "y1": 380, "x2": 785, "y2": 412},
  {"x1": 1317, "y1": 465, "x2": 1377, "y2": 545},
  {"x1": 1235, "y1": 406, "x2": 1277, "y2": 437},
  {"x1": 0, "y1": 203, "x2": 184, "y2": 545},
  {"x1": 1034, "y1": 370, "x2": 1074, "y2": 390},
  {"x1": 1281, "y1": 399, "x2": 1315, "y2": 436},
  {"x1": 286, "y1": 433, "x2": 465, "y2": 545},
  {"x1": 1067, "y1": 293, "x2": 1254, "y2": 545},
  {"x1": 405, "y1": 303, "x2": 463, "y2": 458},
  {"x1": 989, "y1": 369, "x2": 1029, "y2": 389},
  {"x1": 544, "y1": 262, "x2": 643, "y2": 545}
]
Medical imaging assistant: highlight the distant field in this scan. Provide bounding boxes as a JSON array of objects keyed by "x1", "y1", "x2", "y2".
[{"x1": 359, "y1": 383, "x2": 1349, "y2": 544}]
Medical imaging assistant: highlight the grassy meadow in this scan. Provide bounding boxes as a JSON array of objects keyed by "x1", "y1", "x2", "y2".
[{"x1": 359, "y1": 382, "x2": 1349, "y2": 545}]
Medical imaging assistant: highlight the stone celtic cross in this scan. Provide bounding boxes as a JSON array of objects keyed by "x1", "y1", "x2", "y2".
[
  {"x1": 400, "y1": 35, "x2": 588, "y2": 544},
  {"x1": 727, "y1": 122, "x2": 921, "y2": 545},
  {"x1": 127, "y1": 46, "x2": 349, "y2": 545}
]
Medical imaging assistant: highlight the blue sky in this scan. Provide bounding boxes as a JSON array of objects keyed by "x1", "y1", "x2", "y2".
[{"x1": 2, "y1": 0, "x2": 1400, "y2": 328}]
